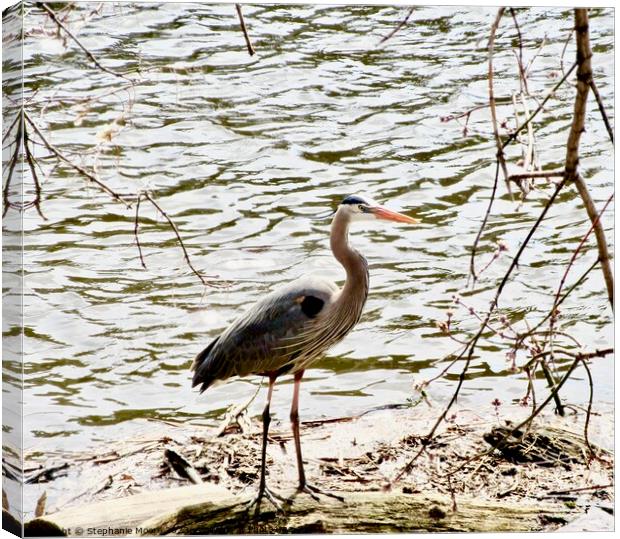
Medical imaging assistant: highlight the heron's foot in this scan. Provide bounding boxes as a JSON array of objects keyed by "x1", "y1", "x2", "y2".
[
  {"x1": 245, "y1": 485, "x2": 287, "y2": 516},
  {"x1": 294, "y1": 482, "x2": 345, "y2": 503}
]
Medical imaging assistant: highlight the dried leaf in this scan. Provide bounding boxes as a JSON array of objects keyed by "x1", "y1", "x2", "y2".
[{"x1": 96, "y1": 126, "x2": 115, "y2": 142}]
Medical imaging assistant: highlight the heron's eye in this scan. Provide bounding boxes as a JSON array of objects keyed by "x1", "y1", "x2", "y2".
[{"x1": 358, "y1": 204, "x2": 365, "y2": 212}]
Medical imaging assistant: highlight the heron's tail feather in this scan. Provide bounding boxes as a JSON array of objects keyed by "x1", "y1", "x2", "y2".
[{"x1": 191, "y1": 336, "x2": 221, "y2": 393}]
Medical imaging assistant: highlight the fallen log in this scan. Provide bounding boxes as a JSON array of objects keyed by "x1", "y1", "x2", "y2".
[
  {"x1": 26, "y1": 484, "x2": 578, "y2": 535},
  {"x1": 25, "y1": 484, "x2": 230, "y2": 537}
]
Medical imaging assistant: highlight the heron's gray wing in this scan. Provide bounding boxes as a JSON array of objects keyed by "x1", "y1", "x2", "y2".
[{"x1": 191, "y1": 276, "x2": 338, "y2": 393}]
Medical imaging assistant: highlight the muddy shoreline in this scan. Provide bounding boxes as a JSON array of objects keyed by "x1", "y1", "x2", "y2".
[{"x1": 23, "y1": 402, "x2": 614, "y2": 533}]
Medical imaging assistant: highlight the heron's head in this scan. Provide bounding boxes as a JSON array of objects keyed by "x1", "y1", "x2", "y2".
[{"x1": 337, "y1": 194, "x2": 419, "y2": 224}]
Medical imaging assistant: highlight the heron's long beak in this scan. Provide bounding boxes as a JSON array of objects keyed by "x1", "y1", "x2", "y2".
[{"x1": 371, "y1": 205, "x2": 419, "y2": 224}]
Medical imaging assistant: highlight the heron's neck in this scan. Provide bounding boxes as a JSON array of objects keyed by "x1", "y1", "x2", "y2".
[{"x1": 330, "y1": 210, "x2": 369, "y2": 306}]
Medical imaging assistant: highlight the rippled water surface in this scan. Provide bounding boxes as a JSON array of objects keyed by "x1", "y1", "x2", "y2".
[{"x1": 7, "y1": 4, "x2": 614, "y2": 457}]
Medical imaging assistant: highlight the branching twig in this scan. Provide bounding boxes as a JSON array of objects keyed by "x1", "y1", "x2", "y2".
[
  {"x1": 501, "y1": 61, "x2": 577, "y2": 150},
  {"x1": 24, "y1": 111, "x2": 131, "y2": 207},
  {"x1": 40, "y1": 3, "x2": 130, "y2": 80},
  {"x1": 551, "y1": 193, "x2": 614, "y2": 316},
  {"x1": 514, "y1": 257, "x2": 600, "y2": 350}
]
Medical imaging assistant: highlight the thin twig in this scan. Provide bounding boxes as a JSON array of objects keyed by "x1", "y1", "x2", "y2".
[
  {"x1": 379, "y1": 6, "x2": 415, "y2": 45},
  {"x1": 493, "y1": 177, "x2": 569, "y2": 306},
  {"x1": 507, "y1": 170, "x2": 564, "y2": 182},
  {"x1": 468, "y1": 161, "x2": 500, "y2": 286},
  {"x1": 133, "y1": 192, "x2": 146, "y2": 269},
  {"x1": 515, "y1": 258, "x2": 599, "y2": 350},
  {"x1": 547, "y1": 192, "x2": 613, "y2": 360},
  {"x1": 142, "y1": 191, "x2": 215, "y2": 286},
  {"x1": 559, "y1": 28, "x2": 574, "y2": 76},
  {"x1": 588, "y1": 79, "x2": 614, "y2": 145},
  {"x1": 551, "y1": 193, "x2": 614, "y2": 315},
  {"x1": 524, "y1": 35, "x2": 547, "y2": 79},
  {"x1": 509, "y1": 8, "x2": 528, "y2": 94},
  {"x1": 235, "y1": 4, "x2": 255, "y2": 56},
  {"x1": 487, "y1": 8, "x2": 513, "y2": 197},
  {"x1": 578, "y1": 357, "x2": 595, "y2": 458}
]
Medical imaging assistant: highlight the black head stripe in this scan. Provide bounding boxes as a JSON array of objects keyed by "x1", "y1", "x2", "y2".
[{"x1": 341, "y1": 195, "x2": 367, "y2": 206}]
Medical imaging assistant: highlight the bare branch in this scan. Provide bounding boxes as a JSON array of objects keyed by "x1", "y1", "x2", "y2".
[
  {"x1": 514, "y1": 257, "x2": 599, "y2": 350},
  {"x1": 565, "y1": 9, "x2": 613, "y2": 310}
]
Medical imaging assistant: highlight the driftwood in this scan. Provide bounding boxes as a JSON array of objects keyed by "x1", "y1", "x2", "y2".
[
  {"x1": 26, "y1": 485, "x2": 577, "y2": 536},
  {"x1": 25, "y1": 484, "x2": 229, "y2": 536}
]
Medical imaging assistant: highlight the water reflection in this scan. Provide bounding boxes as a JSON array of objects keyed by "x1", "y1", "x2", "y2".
[{"x1": 12, "y1": 4, "x2": 614, "y2": 458}]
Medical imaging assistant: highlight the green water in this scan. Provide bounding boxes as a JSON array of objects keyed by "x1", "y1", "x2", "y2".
[{"x1": 3, "y1": 4, "x2": 613, "y2": 475}]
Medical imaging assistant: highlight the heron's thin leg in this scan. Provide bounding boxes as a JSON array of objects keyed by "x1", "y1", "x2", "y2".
[
  {"x1": 290, "y1": 370, "x2": 307, "y2": 487},
  {"x1": 290, "y1": 370, "x2": 344, "y2": 503},
  {"x1": 246, "y1": 374, "x2": 285, "y2": 515},
  {"x1": 258, "y1": 374, "x2": 276, "y2": 494}
]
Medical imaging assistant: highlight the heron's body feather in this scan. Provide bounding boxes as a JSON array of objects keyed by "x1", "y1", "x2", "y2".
[{"x1": 191, "y1": 274, "x2": 359, "y2": 393}]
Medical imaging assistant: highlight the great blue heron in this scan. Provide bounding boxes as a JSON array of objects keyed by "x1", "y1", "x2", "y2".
[{"x1": 191, "y1": 194, "x2": 418, "y2": 512}]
